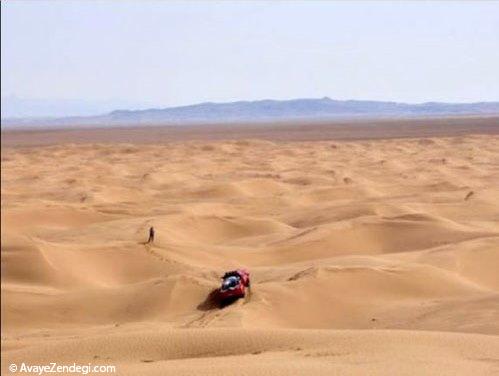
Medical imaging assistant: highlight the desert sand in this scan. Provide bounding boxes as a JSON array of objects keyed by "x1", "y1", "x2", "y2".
[{"x1": 2, "y1": 123, "x2": 499, "y2": 375}]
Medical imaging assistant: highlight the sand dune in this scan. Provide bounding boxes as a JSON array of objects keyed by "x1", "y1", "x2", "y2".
[{"x1": 2, "y1": 133, "x2": 499, "y2": 374}]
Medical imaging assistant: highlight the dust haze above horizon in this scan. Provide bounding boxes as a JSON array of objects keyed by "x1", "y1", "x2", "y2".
[
  {"x1": 2, "y1": 0, "x2": 499, "y2": 118},
  {"x1": 2, "y1": 97, "x2": 499, "y2": 129}
]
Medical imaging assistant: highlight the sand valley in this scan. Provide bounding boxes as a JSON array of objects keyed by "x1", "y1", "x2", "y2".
[{"x1": 2, "y1": 126, "x2": 499, "y2": 375}]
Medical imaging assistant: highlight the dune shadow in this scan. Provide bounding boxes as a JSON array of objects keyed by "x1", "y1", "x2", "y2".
[
  {"x1": 197, "y1": 288, "x2": 244, "y2": 310},
  {"x1": 197, "y1": 288, "x2": 221, "y2": 311}
]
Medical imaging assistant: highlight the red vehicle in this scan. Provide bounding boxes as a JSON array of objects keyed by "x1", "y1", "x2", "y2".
[{"x1": 219, "y1": 269, "x2": 250, "y2": 304}]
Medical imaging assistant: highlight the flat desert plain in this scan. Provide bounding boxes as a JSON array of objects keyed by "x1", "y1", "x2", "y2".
[{"x1": 2, "y1": 120, "x2": 499, "y2": 375}]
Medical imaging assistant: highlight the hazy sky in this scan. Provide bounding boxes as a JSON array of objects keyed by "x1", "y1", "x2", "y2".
[{"x1": 2, "y1": 0, "x2": 499, "y2": 111}]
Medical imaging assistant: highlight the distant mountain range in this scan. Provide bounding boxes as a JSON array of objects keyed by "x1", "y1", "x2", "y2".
[{"x1": 3, "y1": 97, "x2": 499, "y2": 128}]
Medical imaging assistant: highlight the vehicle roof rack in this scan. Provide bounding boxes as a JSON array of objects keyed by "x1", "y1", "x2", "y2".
[{"x1": 222, "y1": 270, "x2": 241, "y2": 279}]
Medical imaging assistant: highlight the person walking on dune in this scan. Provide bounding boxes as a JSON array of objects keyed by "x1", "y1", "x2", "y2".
[{"x1": 147, "y1": 226, "x2": 155, "y2": 244}]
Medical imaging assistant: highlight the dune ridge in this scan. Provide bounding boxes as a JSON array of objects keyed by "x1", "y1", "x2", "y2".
[{"x1": 2, "y1": 134, "x2": 499, "y2": 375}]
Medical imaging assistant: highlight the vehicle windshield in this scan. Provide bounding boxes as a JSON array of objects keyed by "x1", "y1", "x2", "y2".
[{"x1": 222, "y1": 276, "x2": 239, "y2": 290}]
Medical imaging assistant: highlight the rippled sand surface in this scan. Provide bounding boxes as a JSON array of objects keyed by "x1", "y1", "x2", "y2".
[{"x1": 2, "y1": 131, "x2": 499, "y2": 375}]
